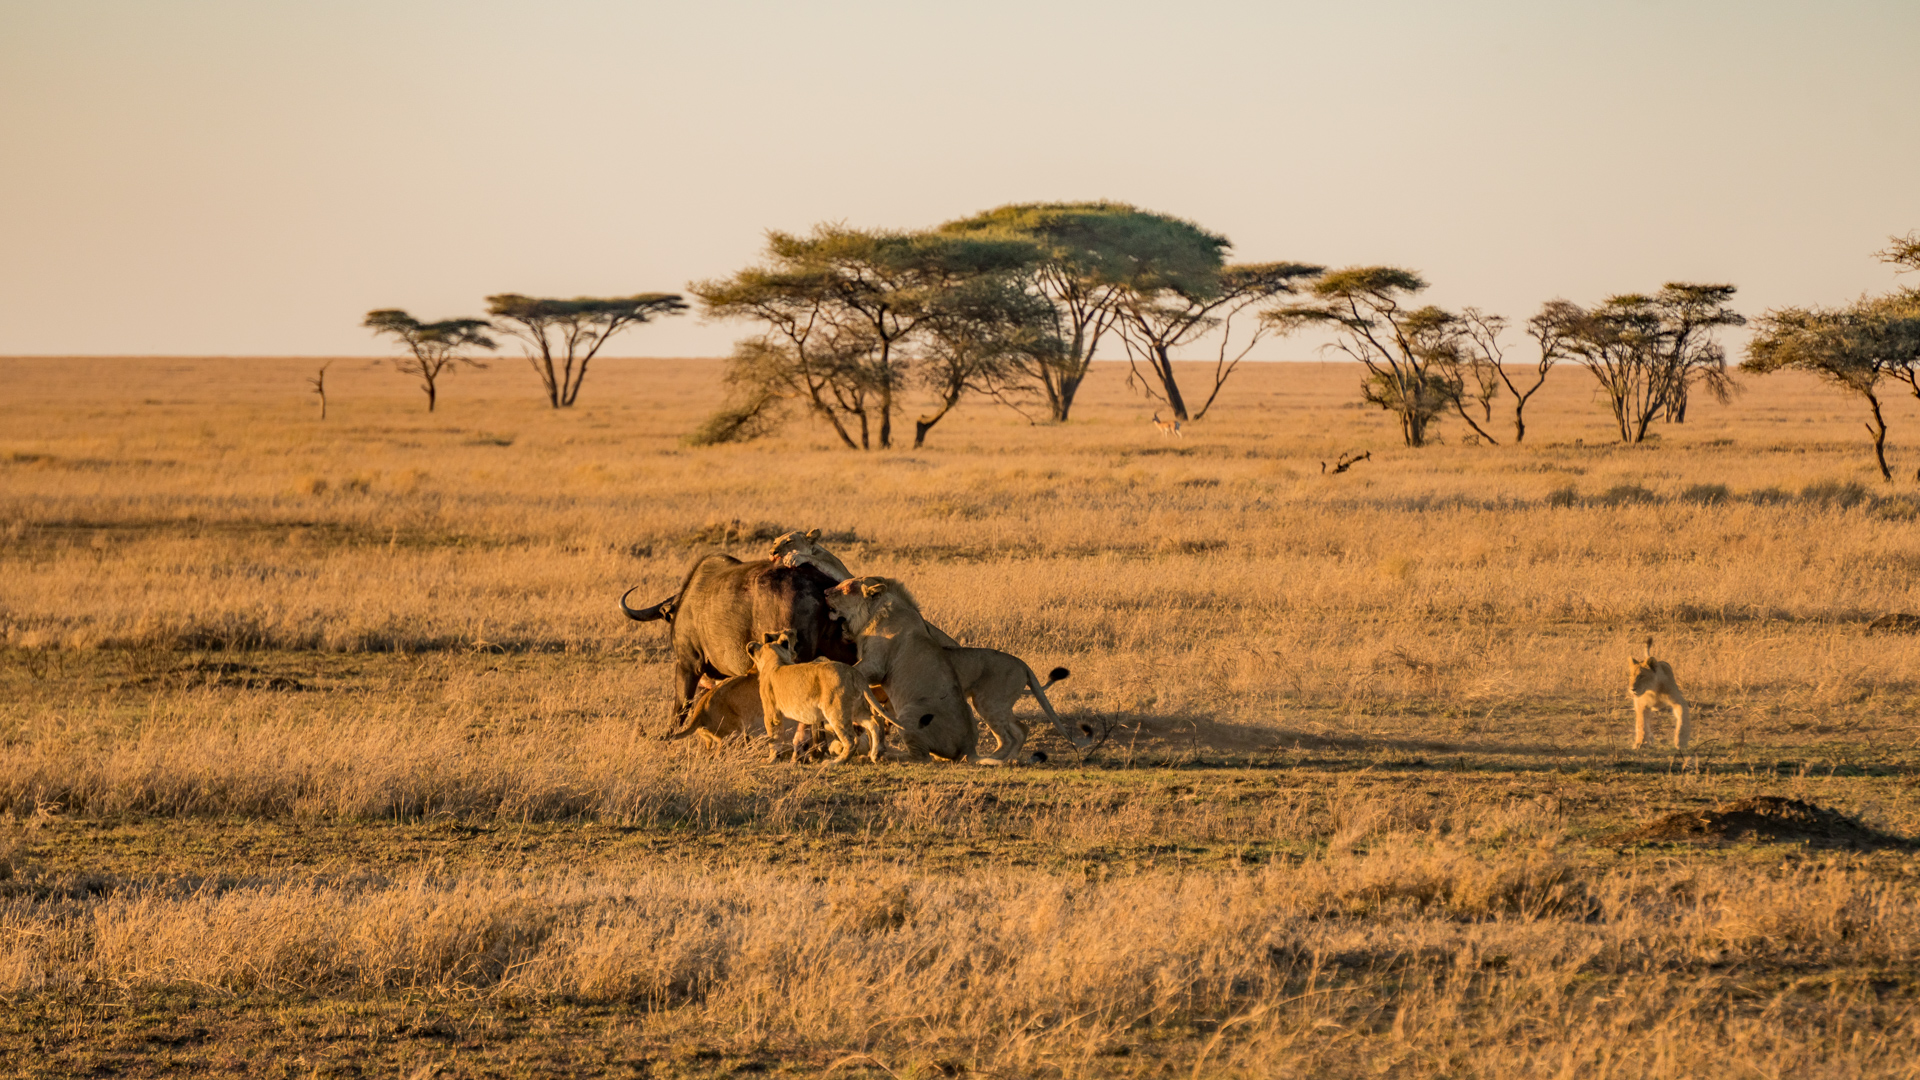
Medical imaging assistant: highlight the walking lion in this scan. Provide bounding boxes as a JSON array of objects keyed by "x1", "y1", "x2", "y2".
[{"x1": 1630, "y1": 637, "x2": 1692, "y2": 750}]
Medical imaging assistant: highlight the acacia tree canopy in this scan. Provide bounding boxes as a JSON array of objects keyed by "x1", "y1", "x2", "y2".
[
  {"x1": 1881, "y1": 231, "x2": 1920, "y2": 274},
  {"x1": 1748, "y1": 298, "x2": 1920, "y2": 480},
  {"x1": 485, "y1": 293, "x2": 687, "y2": 408},
  {"x1": 912, "y1": 272, "x2": 1061, "y2": 448},
  {"x1": 691, "y1": 259, "x2": 871, "y2": 449},
  {"x1": 1544, "y1": 284, "x2": 1743, "y2": 444},
  {"x1": 1115, "y1": 259, "x2": 1323, "y2": 422},
  {"x1": 939, "y1": 201, "x2": 1228, "y2": 422},
  {"x1": 691, "y1": 225, "x2": 1038, "y2": 449},
  {"x1": 1269, "y1": 266, "x2": 1466, "y2": 447},
  {"x1": 362, "y1": 309, "x2": 495, "y2": 412}
]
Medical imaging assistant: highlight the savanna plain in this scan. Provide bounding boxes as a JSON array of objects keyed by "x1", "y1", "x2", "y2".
[{"x1": 6, "y1": 356, "x2": 1920, "y2": 1079}]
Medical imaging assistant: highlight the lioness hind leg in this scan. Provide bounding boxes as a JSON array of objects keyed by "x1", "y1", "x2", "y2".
[
  {"x1": 968, "y1": 681, "x2": 1030, "y2": 764},
  {"x1": 858, "y1": 688, "x2": 891, "y2": 763},
  {"x1": 855, "y1": 708, "x2": 886, "y2": 763},
  {"x1": 972, "y1": 704, "x2": 1028, "y2": 766}
]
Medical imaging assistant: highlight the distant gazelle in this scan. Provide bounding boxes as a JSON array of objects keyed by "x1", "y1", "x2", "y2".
[
  {"x1": 1629, "y1": 637, "x2": 1692, "y2": 750},
  {"x1": 1152, "y1": 412, "x2": 1183, "y2": 438}
]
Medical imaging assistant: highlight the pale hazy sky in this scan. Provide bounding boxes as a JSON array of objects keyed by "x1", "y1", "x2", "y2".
[{"x1": 2, "y1": 0, "x2": 1916, "y2": 359}]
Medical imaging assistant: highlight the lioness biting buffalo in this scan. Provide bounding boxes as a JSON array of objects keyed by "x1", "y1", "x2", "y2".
[{"x1": 622, "y1": 530, "x2": 1093, "y2": 764}]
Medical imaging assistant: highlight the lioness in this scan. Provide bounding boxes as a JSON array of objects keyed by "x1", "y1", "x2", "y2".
[
  {"x1": 769, "y1": 529, "x2": 854, "y2": 583},
  {"x1": 769, "y1": 532, "x2": 966, "y2": 650},
  {"x1": 946, "y1": 649, "x2": 1098, "y2": 764},
  {"x1": 657, "y1": 673, "x2": 762, "y2": 750},
  {"x1": 825, "y1": 577, "x2": 976, "y2": 762},
  {"x1": 748, "y1": 631, "x2": 881, "y2": 764},
  {"x1": 1630, "y1": 637, "x2": 1692, "y2": 750}
]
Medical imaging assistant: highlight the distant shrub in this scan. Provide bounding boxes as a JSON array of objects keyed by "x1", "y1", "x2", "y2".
[
  {"x1": 1544, "y1": 484, "x2": 1581, "y2": 508},
  {"x1": 1870, "y1": 494, "x2": 1920, "y2": 522},
  {"x1": 1747, "y1": 486, "x2": 1792, "y2": 506},
  {"x1": 684, "y1": 393, "x2": 785, "y2": 447},
  {"x1": 1593, "y1": 484, "x2": 1658, "y2": 507},
  {"x1": 1158, "y1": 537, "x2": 1228, "y2": 555},
  {"x1": 1677, "y1": 483, "x2": 1731, "y2": 506},
  {"x1": 1800, "y1": 480, "x2": 1868, "y2": 509}
]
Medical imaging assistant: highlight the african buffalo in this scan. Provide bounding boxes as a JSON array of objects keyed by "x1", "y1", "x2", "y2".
[{"x1": 621, "y1": 553, "x2": 855, "y2": 718}]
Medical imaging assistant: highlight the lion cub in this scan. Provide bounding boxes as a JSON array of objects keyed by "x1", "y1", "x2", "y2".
[
  {"x1": 1629, "y1": 637, "x2": 1692, "y2": 750},
  {"x1": 747, "y1": 631, "x2": 883, "y2": 764},
  {"x1": 656, "y1": 673, "x2": 762, "y2": 750}
]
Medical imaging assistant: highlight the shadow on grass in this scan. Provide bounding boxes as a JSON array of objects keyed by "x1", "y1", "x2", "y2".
[{"x1": 1073, "y1": 709, "x2": 1920, "y2": 778}]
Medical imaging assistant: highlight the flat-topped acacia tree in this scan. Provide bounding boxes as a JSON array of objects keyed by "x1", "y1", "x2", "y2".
[
  {"x1": 1747, "y1": 298, "x2": 1920, "y2": 480},
  {"x1": 361, "y1": 310, "x2": 496, "y2": 412},
  {"x1": 939, "y1": 202, "x2": 1229, "y2": 422},
  {"x1": 913, "y1": 273, "x2": 1060, "y2": 447},
  {"x1": 1539, "y1": 284, "x2": 1743, "y2": 443},
  {"x1": 1748, "y1": 235, "x2": 1920, "y2": 480},
  {"x1": 485, "y1": 293, "x2": 687, "y2": 408},
  {"x1": 1269, "y1": 267, "x2": 1467, "y2": 448},
  {"x1": 692, "y1": 226, "x2": 1036, "y2": 449}
]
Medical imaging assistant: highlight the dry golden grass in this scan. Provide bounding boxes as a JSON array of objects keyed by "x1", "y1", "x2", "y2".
[
  {"x1": 4, "y1": 354, "x2": 1920, "y2": 1076},
  {"x1": 6, "y1": 849, "x2": 1920, "y2": 1077}
]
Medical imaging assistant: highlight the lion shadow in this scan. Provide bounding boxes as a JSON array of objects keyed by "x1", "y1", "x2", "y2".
[{"x1": 1067, "y1": 709, "x2": 1920, "y2": 777}]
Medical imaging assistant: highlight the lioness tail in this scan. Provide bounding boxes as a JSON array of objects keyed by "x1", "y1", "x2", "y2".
[{"x1": 1024, "y1": 662, "x2": 1098, "y2": 748}]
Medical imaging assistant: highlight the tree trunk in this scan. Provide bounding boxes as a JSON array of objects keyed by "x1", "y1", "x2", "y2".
[
  {"x1": 425, "y1": 380, "x2": 436, "y2": 412},
  {"x1": 913, "y1": 388, "x2": 963, "y2": 449},
  {"x1": 1511, "y1": 404, "x2": 1526, "y2": 444},
  {"x1": 1867, "y1": 391, "x2": 1892, "y2": 481},
  {"x1": 563, "y1": 360, "x2": 586, "y2": 407},
  {"x1": 1052, "y1": 328, "x2": 1084, "y2": 421},
  {"x1": 803, "y1": 381, "x2": 860, "y2": 449},
  {"x1": 1053, "y1": 375, "x2": 1079, "y2": 421},
  {"x1": 1154, "y1": 346, "x2": 1190, "y2": 422},
  {"x1": 822, "y1": 410, "x2": 859, "y2": 450},
  {"x1": 1451, "y1": 399, "x2": 1499, "y2": 445},
  {"x1": 879, "y1": 382, "x2": 893, "y2": 449}
]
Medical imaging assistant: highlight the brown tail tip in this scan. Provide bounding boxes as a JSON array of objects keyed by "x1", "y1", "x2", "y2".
[{"x1": 1047, "y1": 666, "x2": 1070, "y2": 684}]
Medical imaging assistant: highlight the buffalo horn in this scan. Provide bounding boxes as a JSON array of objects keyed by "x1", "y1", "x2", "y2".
[{"x1": 620, "y1": 586, "x2": 673, "y2": 622}]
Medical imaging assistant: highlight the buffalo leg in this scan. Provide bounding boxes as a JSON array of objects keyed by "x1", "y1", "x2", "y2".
[{"x1": 675, "y1": 660, "x2": 704, "y2": 719}]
